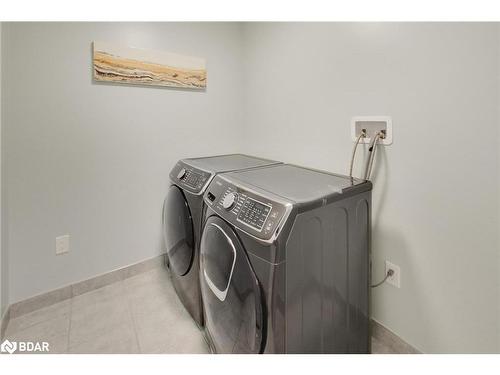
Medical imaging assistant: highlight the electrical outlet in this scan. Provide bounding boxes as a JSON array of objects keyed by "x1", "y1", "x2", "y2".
[
  {"x1": 55, "y1": 235, "x2": 70, "y2": 255},
  {"x1": 385, "y1": 260, "x2": 400, "y2": 288}
]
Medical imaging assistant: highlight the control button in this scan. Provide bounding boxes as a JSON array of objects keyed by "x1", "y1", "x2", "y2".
[
  {"x1": 177, "y1": 168, "x2": 187, "y2": 180},
  {"x1": 222, "y1": 192, "x2": 238, "y2": 210}
]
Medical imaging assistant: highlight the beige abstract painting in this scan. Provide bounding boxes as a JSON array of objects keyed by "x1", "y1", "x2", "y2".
[{"x1": 93, "y1": 41, "x2": 206, "y2": 89}]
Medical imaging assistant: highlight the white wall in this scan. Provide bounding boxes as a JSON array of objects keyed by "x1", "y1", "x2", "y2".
[
  {"x1": 498, "y1": 23, "x2": 500, "y2": 353},
  {"x1": 241, "y1": 23, "x2": 500, "y2": 353},
  {"x1": 0, "y1": 21, "x2": 4, "y2": 318},
  {"x1": 2, "y1": 22, "x2": 244, "y2": 303}
]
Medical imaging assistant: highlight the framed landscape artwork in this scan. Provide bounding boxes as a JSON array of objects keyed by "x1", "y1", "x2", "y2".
[{"x1": 93, "y1": 41, "x2": 207, "y2": 89}]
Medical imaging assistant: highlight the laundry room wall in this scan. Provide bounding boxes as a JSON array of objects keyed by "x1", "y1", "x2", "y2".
[
  {"x1": 498, "y1": 23, "x2": 500, "y2": 352},
  {"x1": 2, "y1": 22, "x2": 245, "y2": 304},
  {"x1": 0, "y1": 21, "x2": 5, "y2": 319},
  {"x1": 240, "y1": 23, "x2": 500, "y2": 353}
]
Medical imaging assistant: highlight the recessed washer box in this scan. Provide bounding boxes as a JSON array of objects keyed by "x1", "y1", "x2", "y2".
[{"x1": 351, "y1": 116, "x2": 393, "y2": 145}]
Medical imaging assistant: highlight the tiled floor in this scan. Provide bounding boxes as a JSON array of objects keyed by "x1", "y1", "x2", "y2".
[
  {"x1": 4, "y1": 267, "x2": 208, "y2": 354},
  {"x1": 4, "y1": 267, "x2": 395, "y2": 354}
]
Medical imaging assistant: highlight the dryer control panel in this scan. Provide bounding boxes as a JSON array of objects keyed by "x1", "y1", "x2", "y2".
[
  {"x1": 204, "y1": 175, "x2": 290, "y2": 241},
  {"x1": 169, "y1": 161, "x2": 213, "y2": 195}
]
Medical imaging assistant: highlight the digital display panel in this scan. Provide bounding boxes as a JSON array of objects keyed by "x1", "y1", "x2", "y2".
[{"x1": 237, "y1": 197, "x2": 271, "y2": 231}]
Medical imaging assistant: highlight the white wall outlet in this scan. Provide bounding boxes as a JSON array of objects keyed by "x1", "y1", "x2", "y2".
[
  {"x1": 351, "y1": 116, "x2": 393, "y2": 145},
  {"x1": 385, "y1": 260, "x2": 400, "y2": 288},
  {"x1": 55, "y1": 234, "x2": 70, "y2": 255}
]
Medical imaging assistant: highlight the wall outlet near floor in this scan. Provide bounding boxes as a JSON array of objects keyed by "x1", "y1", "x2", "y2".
[
  {"x1": 385, "y1": 260, "x2": 400, "y2": 288},
  {"x1": 55, "y1": 234, "x2": 70, "y2": 255}
]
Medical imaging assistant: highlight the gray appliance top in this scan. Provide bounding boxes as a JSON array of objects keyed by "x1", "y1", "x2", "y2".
[
  {"x1": 223, "y1": 164, "x2": 370, "y2": 204},
  {"x1": 184, "y1": 154, "x2": 281, "y2": 173}
]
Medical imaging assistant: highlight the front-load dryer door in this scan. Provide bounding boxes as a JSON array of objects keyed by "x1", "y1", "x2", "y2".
[
  {"x1": 163, "y1": 186, "x2": 194, "y2": 276},
  {"x1": 200, "y1": 216, "x2": 263, "y2": 354}
]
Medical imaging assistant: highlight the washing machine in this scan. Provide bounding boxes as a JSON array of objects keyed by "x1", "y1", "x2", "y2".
[
  {"x1": 162, "y1": 154, "x2": 282, "y2": 328},
  {"x1": 199, "y1": 164, "x2": 372, "y2": 353}
]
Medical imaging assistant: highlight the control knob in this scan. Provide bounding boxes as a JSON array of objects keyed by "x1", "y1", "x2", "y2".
[
  {"x1": 222, "y1": 192, "x2": 238, "y2": 210},
  {"x1": 177, "y1": 168, "x2": 187, "y2": 180}
]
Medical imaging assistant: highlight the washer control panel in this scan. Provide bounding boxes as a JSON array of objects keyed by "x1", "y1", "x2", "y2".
[
  {"x1": 169, "y1": 162, "x2": 212, "y2": 194},
  {"x1": 237, "y1": 197, "x2": 271, "y2": 231},
  {"x1": 204, "y1": 176, "x2": 289, "y2": 241}
]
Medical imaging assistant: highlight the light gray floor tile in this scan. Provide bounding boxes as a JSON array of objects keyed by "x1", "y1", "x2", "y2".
[
  {"x1": 69, "y1": 283, "x2": 133, "y2": 347},
  {"x1": 126, "y1": 269, "x2": 208, "y2": 354},
  {"x1": 5, "y1": 264, "x2": 400, "y2": 355},
  {"x1": 6, "y1": 315, "x2": 69, "y2": 342},
  {"x1": 127, "y1": 276, "x2": 175, "y2": 306},
  {"x1": 6, "y1": 300, "x2": 70, "y2": 337},
  {"x1": 132, "y1": 295, "x2": 192, "y2": 340},
  {"x1": 135, "y1": 314, "x2": 208, "y2": 354},
  {"x1": 5, "y1": 314, "x2": 70, "y2": 354},
  {"x1": 69, "y1": 322, "x2": 139, "y2": 354},
  {"x1": 39, "y1": 334, "x2": 69, "y2": 354},
  {"x1": 371, "y1": 320, "x2": 419, "y2": 354},
  {"x1": 371, "y1": 337, "x2": 396, "y2": 354},
  {"x1": 71, "y1": 282, "x2": 125, "y2": 311},
  {"x1": 123, "y1": 267, "x2": 170, "y2": 291},
  {"x1": 69, "y1": 304, "x2": 133, "y2": 347},
  {"x1": 126, "y1": 269, "x2": 184, "y2": 319},
  {"x1": 129, "y1": 286, "x2": 185, "y2": 323}
]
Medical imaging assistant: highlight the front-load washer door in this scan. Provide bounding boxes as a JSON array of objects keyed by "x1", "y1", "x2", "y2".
[
  {"x1": 200, "y1": 216, "x2": 263, "y2": 354},
  {"x1": 163, "y1": 186, "x2": 194, "y2": 276}
]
